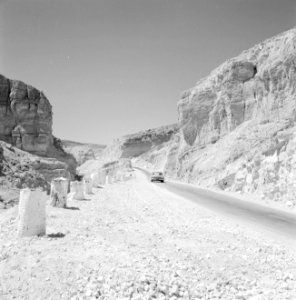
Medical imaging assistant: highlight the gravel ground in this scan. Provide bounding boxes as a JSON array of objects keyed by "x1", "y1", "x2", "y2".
[{"x1": 1, "y1": 171, "x2": 296, "y2": 300}]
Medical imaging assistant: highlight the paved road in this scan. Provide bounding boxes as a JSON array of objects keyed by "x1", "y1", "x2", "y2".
[{"x1": 136, "y1": 168, "x2": 296, "y2": 241}]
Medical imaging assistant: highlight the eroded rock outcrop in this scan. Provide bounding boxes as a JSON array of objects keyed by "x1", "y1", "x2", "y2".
[
  {"x1": 0, "y1": 75, "x2": 53, "y2": 156},
  {"x1": 179, "y1": 28, "x2": 296, "y2": 147},
  {"x1": 129, "y1": 27, "x2": 296, "y2": 207},
  {"x1": 0, "y1": 75, "x2": 77, "y2": 209},
  {"x1": 79, "y1": 124, "x2": 179, "y2": 177},
  {"x1": 104, "y1": 124, "x2": 179, "y2": 161},
  {"x1": 172, "y1": 27, "x2": 296, "y2": 205},
  {"x1": 61, "y1": 140, "x2": 106, "y2": 165},
  {"x1": 0, "y1": 75, "x2": 77, "y2": 177}
]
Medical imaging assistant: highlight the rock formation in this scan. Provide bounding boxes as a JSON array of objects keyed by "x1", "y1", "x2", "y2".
[
  {"x1": 0, "y1": 74, "x2": 77, "y2": 174},
  {"x1": 122, "y1": 27, "x2": 296, "y2": 207},
  {"x1": 80, "y1": 27, "x2": 296, "y2": 207},
  {"x1": 101, "y1": 124, "x2": 179, "y2": 162},
  {"x1": 0, "y1": 75, "x2": 77, "y2": 209},
  {"x1": 178, "y1": 28, "x2": 296, "y2": 147},
  {"x1": 0, "y1": 75, "x2": 53, "y2": 156},
  {"x1": 62, "y1": 140, "x2": 106, "y2": 165},
  {"x1": 159, "y1": 27, "x2": 296, "y2": 205}
]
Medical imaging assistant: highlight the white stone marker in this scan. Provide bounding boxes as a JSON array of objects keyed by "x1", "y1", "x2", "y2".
[
  {"x1": 72, "y1": 181, "x2": 85, "y2": 200},
  {"x1": 98, "y1": 170, "x2": 106, "y2": 185},
  {"x1": 90, "y1": 173, "x2": 99, "y2": 187},
  {"x1": 84, "y1": 177, "x2": 93, "y2": 194},
  {"x1": 50, "y1": 177, "x2": 68, "y2": 208},
  {"x1": 17, "y1": 189, "x2": 46, "y2": 238},
  {"x1": 106, "y1": 174, "x2": 113, "y2": 184}
]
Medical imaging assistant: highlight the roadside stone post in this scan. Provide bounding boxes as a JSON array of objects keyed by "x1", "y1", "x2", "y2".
[
  {"x1": 72, "y1": 181, "x2": 85, "y2": 200},
  {"x1": 84, "y1": 177, "x2": 93, "y2": 194},
  {"x1": 106, "y1": 174, "x2": 113, "y2": 184},
  {"x1": 17, "y1": 189, "x2": 46, "y2": 238},
  {"x1": 98, "y1": 169, "x2": 106, "y2": 185},
  {"x1": 90, "y1": 173, "x2": 99, "y2": 187},
  {"x1": 50, "y1": 177, "x2": 68, "y2": 208}
]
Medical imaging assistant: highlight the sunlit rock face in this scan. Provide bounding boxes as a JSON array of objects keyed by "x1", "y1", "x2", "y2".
[
  {"x1": 171, "y1": 27, "x2": 296, "y2": 204},
  {"x1": 178, "y1": 28, "x2": 296, "y2": 147},
  {"x1": 100, "y1": 124, "x2": 179, "y2": 162},
  {"x1": 0, "y1": 75, "x2": 53, "y2": 156}
]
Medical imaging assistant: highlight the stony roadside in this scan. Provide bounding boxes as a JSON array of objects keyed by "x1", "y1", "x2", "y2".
[{"x1": 1, "y1": 172, "x2": 296, "y2": 300}]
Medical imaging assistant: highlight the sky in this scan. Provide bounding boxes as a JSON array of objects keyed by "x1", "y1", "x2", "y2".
[{"x1": 0, "y1": 0, "x2": 295, "y2": 144}]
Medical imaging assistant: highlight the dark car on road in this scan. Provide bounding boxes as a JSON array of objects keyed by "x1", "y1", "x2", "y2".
[{"x1": 150, "y1": 171, "x2": 165, "y2": 183}]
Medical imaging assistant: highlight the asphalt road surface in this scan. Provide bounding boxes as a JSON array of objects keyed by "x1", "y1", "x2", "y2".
[{"x1": 137, "y1": 167, "x2": 296, "y2": 241}]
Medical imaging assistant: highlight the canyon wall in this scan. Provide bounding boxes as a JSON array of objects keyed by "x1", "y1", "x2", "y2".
[
  {"x1": 166, "y1": 27, "x2": 296, "y2": 205},
  {"x1": 0, "y1": 74, "x2": 76, "y2": 174},
  {"x1": 178, "y1": 28, "x2": 296, "y2": 148},
  {"x1": 131, "y1": 28, "x2": 296, "y2": 207},
  {"x1": 0, "y1": 75, "x2": 53, "y2": 155},
  {"x1": 0, "y1": 75, "x2": 77, "y2": 208}
]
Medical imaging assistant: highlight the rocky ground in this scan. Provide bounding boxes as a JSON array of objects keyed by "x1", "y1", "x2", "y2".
[{"x1": 1, "y1": 171, "x2": 296, "y2": 299}]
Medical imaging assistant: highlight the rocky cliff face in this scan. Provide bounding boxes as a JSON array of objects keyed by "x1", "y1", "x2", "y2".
[
  {"x1": 130, "y1": 28, "x2": 296, "y2": 207},
  {"x1": 178, "y1": 28, "x2": 296, "y2": 147},
  {"x1": 0, "y1": 75, "x2": 77, "y2": 209},
  {"x1": 0, "y1": 75, "x2": 53, "y2": 156},
  {"x1": 101, "y1": 124, "x2": 179, "y2": 162},
  {"x1": 0, "y1": 75, "x2": 77, "y2": 176},
  {"x1": 169, "y1": 27, "x2": 296, "y2": 205}
]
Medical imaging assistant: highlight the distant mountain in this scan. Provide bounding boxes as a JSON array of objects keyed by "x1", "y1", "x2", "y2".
[
  {"x1": 100, "y1": 124, "x2": 179, "y2": 161},
  {"x1": 62, "y1": 140, "x2": 106, "y2": 165}
]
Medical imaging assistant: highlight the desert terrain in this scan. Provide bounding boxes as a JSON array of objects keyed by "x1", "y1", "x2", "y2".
[
  {"x1": 1, "y1": 170, "x2": 296, "y2": 300},
  {"x1": 1, "y1": 20, "x2": 296, "y2": 300}
]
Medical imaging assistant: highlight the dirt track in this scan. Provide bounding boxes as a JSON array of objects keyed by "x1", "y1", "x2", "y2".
[{"x1": 1, "y1": 171, "x2": 296, "y2": 299}]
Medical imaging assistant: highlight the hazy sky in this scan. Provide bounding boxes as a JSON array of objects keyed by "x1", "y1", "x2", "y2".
[{"x1": 0, "y1": 0, "x2": 295, "y2": 144}]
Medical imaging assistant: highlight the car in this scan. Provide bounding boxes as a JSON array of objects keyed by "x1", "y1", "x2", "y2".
[{"x1": 150, "y1": 171, "x2": 165, "y2": 183}]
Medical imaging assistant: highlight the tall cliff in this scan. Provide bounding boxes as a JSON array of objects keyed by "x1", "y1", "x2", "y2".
[
  {"x1": 129, "y1": 28, "x2": 296, "y2": 207},
  {"x1": 178, "y1": 28, "x2": 296, "y2": 147},
  {"x1": 170, "y1": 27, "x2": 296, "y2": 205},
  {"x1": 0, "y1": 75, "x2": 53, "y2": 155},
  {"x1": 0, "y1": 75, "x2": 76, "y2": 203}
]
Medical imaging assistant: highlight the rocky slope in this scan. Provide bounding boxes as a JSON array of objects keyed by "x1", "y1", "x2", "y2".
[
  {"x1": 0, "y1": 140, "x2": 71, "y2": 209},
  {"x1": 173, "y1": 27, "x2": 296, "y2": 204},
  {"x1": 62, "y1": 140, "x2": 105, "y2": 165},
  {"x1": 131, "y1": 28, "x2": 296, "y2": 207}
]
